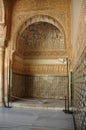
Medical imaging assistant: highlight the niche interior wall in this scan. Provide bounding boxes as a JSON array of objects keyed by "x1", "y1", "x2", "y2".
[
  {"x1": 10, "y1": 0, "x2": 71, "y2": 101},
  {"x1": 12, "y1": 21, "x2": 68, "y2": 100},
  {"x1": 12, "y1": 73, "x2": 68, "y2": 99}
]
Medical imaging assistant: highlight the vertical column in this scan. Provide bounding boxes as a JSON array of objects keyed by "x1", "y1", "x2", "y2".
[
  {"x1": 0, "y1": 47, "x2": 4, "y2": 105},
  {"x1": 9, "y1": 51, "x2": 14, "y2": 106},
  {"x1": 3, "y1": 47, "x2": 9, "y2": 107}
]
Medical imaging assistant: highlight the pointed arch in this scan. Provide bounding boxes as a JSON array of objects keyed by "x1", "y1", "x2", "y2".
[{"x1": 14, "y1": 15, "x2": 66, "y2": 51}]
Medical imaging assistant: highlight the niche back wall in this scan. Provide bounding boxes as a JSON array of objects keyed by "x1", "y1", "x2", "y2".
[{"x1": 12, "y1": 73, "x2": 68, "y2": 99}]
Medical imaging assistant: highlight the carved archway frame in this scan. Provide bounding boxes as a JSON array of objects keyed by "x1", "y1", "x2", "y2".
[{"x1": 12, "y1": 15, "x2": 66, "y2": 54}]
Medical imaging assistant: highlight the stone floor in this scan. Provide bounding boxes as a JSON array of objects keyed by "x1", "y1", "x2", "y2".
[
  {"x1": 0, "y1": 107, "x2": 74, "y2": 130},
  {"x1": 11, "y1": 98, "x2": 66, "y2": 110}
]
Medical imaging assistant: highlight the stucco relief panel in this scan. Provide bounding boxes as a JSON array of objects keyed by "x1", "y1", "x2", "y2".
[
  {"x1": 15, "y1": 12, "x2": 66, "y2": 28},
  {"x1": 12, "y1": 0, "x2": 69, "y2": 33}
]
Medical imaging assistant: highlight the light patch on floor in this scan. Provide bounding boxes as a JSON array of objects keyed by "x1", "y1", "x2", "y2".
[{"x1": 12, "y1": 98, "x2": 66, "y2": 110}]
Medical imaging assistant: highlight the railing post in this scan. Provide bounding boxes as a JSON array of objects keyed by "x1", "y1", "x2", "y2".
[{"x1": 66, "y1": 58, "x2": 69, "y2": 112}]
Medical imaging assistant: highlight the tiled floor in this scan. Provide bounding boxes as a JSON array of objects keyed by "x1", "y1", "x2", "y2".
[{"x1": 0, "y1": 107, "x2": 74, "y2": 130}]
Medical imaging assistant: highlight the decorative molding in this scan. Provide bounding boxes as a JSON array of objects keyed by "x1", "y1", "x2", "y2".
[
  {"x1": 13, "y1": 60, "x2": 67, "y2": 75},
  {"x1": 25, "y1": 64, "x2": 67, "y2": 75},
  {"x1": 16, "y1": 50, "x2": 67, "y2": 59}
]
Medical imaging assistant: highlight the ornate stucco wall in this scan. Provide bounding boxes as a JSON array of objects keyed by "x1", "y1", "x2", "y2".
[
  {"x1": 8, "y1": 0, "x2": 71, "y2": 75},
  {"x1": 72, "y1": 0, "x2": 86, "y2": 130},
  {"x1": 72, "y1": 0, "x2": 86, "y2": 68},
  {"x1": 11, "y1": 0, "x2": 71, "y2": 52},
  {"x1": 0, "y1": 0, "x2": 71, "y2": 104}
]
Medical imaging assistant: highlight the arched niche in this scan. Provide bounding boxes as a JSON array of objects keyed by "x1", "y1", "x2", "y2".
[
  {"x1": 13, "y1": 15, "x2": 66, "y2": 59},
  {"x1": 10, "y1": 15, "x2": 68, "y2": 103},
  {"x1": 13, "y1": 15, "x2": 66, "y2": 51},
  {"x1": 16, "y1": 21, "x2": 66, "y2": 59}
]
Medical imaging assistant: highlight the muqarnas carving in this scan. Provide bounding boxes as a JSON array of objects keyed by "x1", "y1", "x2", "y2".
[{"x1": 17, "y1": 22, "x2": 65, "y2": 58}]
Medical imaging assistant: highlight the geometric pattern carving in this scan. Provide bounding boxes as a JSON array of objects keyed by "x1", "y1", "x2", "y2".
[
  {"x1": 73, "y1": 3, "x2": 86, "y2": 129},
  {"x1": 73, "y1": 48, "x2": 86, "y2": 130}
]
